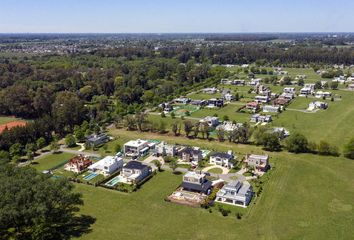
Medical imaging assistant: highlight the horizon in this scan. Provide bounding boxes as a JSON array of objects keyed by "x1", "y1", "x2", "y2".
[{"x1": 1, "y1": 0, "x2": 353, "y2": 33}]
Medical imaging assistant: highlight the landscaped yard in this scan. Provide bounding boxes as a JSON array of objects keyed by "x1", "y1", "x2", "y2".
[
  {"x1": 207, "y1": 167, "x2": 223, "y2": 174},
  {"x1": 32, "y1": 152, "x2": 76, "y2": 171},
  {"x1": 75, "y1": 152, "x2": 354, "y2": 240}
]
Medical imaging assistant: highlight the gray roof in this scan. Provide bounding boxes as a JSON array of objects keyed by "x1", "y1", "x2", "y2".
[{"x1": 210, "y1": 152, "x2": 233, "y2": 159}]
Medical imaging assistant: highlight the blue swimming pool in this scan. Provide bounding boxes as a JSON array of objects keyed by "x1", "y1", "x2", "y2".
[
  {"x1": 83, "y1": 172, "x2": 98, "y2": 181},
  {"x1": 105, "y1": 176, "x2": 123, "y2": 187}
]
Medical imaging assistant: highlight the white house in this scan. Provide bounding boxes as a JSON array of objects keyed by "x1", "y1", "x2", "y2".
[
  {"x1": 232, "y1": 79, "x2": 245, "y2": 86},
  {"x1": 209, "y1": 151, "x2": 235, "y2": 168},
  {"x1": 255, "y1": 95, "x2": 270, "y2": 103},
  {"x1": 262, "y1": 105, "x2": 280, "y2": 113},
  {"x1": 124, "y1": 139, "x2": 150, "y2": 157},
  {"x1": 300, "y1": 84, "x2": 315, "y2": 96},
  {"x1": 283, "y1": 87, "x2": 296, "y2": 94},
  {"x1": 216, "y1": 121, "x2": 242, "y2": 132},
  {"x1": 308, "y1": 101, "x2": 328, "y2": 111},
  {"x1": 200, "y1": 116, "x2": 219, "y2": 127},
  {"x1": 223, "y1": 93, "x2": 234, "y2": 101},
  {"x1": 202, "y1": 87, "x2": 218, "y2": 94},
  {"x1": 88, "y1": 154, "x2": 124, "y2": 176},
  {"x1": 154, "y1": 141, "x2": 177, "y2": 157},
  {"x1": 216, "y1": 180, "x2": 253, "y2": 207},
  {"x1": 173, "y1": 97, "x2": 191, "y2": 104},
  {"x1": 315, "y1": 91, "x2": 332, "y2": 99}
]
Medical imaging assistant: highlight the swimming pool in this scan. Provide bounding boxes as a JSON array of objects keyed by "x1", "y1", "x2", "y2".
[
  {"x1": 105, "y1": 176, "x2": 123, "y2": 187},
  {"x1": 83, "y1": 172, "x2": 98, "y2": 181}
]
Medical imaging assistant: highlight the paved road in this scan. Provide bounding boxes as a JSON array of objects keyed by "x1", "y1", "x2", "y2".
[{"x1": 59, "y1": 145, "x2": 101, "y2": 157}]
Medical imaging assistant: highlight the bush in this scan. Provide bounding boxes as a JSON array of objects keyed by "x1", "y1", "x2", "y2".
[
  {"x1": 343, "y1": 138, "x2": 354, "y2": 159},
  {"x1": 285, "y1": 133, "x2": 308, "y2": 153}
]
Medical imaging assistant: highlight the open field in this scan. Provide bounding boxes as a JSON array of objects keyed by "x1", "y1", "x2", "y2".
[
  {"x1": 0, "y1": 116, "x2": 22, "y2": 125},
  {"x1": 272, "y1": 90, "x2": 354, "y2": 147},
  {"x1": 74, "y1": 151, "x2": 354, "y2": 240},
  {"x1": 32, "y1": 152, "x2": 76, "y2": 171}
]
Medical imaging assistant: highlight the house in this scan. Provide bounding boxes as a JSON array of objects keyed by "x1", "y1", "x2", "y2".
[
  {"x1": 154, "y1": 141, "x2": 177, "y2": 157},
  {"x1": 249, "y1": 78, "x2": 262, "y2": 86},
  {"x1": 246, "y1": 101, "x2": 260, "y2": 112},
  {"x1": 300, "y1": 84, "x2": 315, "y2": 96},
  {"x1": 216, "y1": 121, "x2": 242, "y2": 132},
  {"x1": 88, "y1": 154, "x2": 124, "y2": 176},
  {"x1": 255, "y1": 85, "x2": 270, "y2": 95},
  {"x1": 180, "y1": 147, "x2": 203, "y2": 163},
  {"x1": 244, "y1": 154, "x2": 269, "y2": 172},
  {"x1": 64, "y1": 155, "x2": 93, "y2": 173},
  {"x1": 181, "y1": 171, "x2": 212, "y2": 195},
  {"x1": 123, "y1": 139, "x2": 150, "y2": 157},
  {"x1": 283, "y1": 87, "x2": 296, "y2": 94},
  {"x1": 120, "y1": 161, "x2": 152, "y2": 184},
  {"x1": 270, "y1": 127, "x2": 290, "y2": 139},
  {"x1": 86, "y1": 133, "x2": 110, "y2": 147},
  {"x1": 232, "y1": 79, "x2": 245, "y2": 86},
  {"x1": 308, "y1": 101, "x2": 328, "y2": 110},
  {"x1": 250, "y1": 114, "x2": 272, "y2": 123},
  {"x1": 209, "y1": 151, "x2": 235, "y2": 168},
  {"x1": 173, "y1": 97, "x2": 191, "y2": 104},
  {"x1": 202, "y1": 87, "x2": 218, "y2": 94},
  {"x1": 255, "y1": 95, "x2": 270, "y2": 103},
  {"x1": 279, "y1": 92, "x2": 295, "y2": 100},
  {"x1": 207, "y1": 98, "x2": 224, "y2": 108},
  {"x1": 333, "y1": 76, "x2": 346, "y2": 84},
  {"x1": 348, "y1": 84, "x2": 354, "y2": 91},
  {"x1": 159, "y1": 102, "x2": 173, "y2": 112},
  {"x1": 190, "y1": 99, "x2": 207, "y2": 106},
  {"x1": 315, "y1": 91, "x2": 332, "y2": 99},
  {"x1": 223, "y1": 93, "x2": 234, "y2": 101},
  {"x1": 262, "y1": 105, "x2": 280, "y2": 113},
  {"x1": 274, "y1": 97, "x2": 291, "y2": 106},
  {"x1": 220, "y1": 79, "x2": 232, "y2": 85},
  {"x1": 216, "y1": 180, "x2": 253, "y2": 207},
  {"x1": 199, "y1": 116, "x2": 219, "y2": 127}
]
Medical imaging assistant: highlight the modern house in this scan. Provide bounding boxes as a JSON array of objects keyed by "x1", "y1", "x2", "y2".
[
  {"x1": 300, "y1": 84, "x2": 315, "y2": 96},
  {"x1": 220, "y1": 79, "x2": 232, "y2": 85},
  {"x1": 159, "y1": 102, "x2": 173, "y2": 112},
  {"x1": 232, "y1": 79, "x2": 245, "y2": 86},
  {"x1": 173, "y1": 97, "x2": 191, "y2": 104},
  {"x1": 120, "y1": 161, "x2": 152, "y2": 184},
  {"x1": 216, "y1": 180, "x2": 253, "y2": 207},
  {"x1": 209, "y1": 151, "x2": 235, "y2": 168},
  {"x1": 250, "y1": 114, "x2": 272, "y2": 123},
  {"x1": 181, "y1": 171, "x2": 212, "y2": 195},
  {"x1": 180, "y1": 147, "x2": 203, "y2": 163},
  {"x1": 279, "y1": 92, "x2": 295, "y2": 100},
  {"x1": 283, "y1": 87, "x2": 296, "y2": 94},
  {"x1": 64, "y1": 155, "x2": 93, "y2": 173},
  {"x1": 262, "y1": 105, "x2": 280, "y2": 113},
  {"x1": 308, "y1": 101, "x2": 328, "y2": 110},
  {"x1": 255, "y1": 95, "x2": 270, "y2": 103},
  {"x1": 216, "y1": 121, "x2": 242, "y2": 133},
  {"x1": 190, "y1": 99, "x2": 207, "y2": 106},
  {"x1": 246, "y1": 101, "x2": 260, "y2": 112},
  {"x1": 244, "y1": 154, "x2": 269, "y2": 172},
  {"x1": 249, "y1": 78, "x2": 262, "y2": 86},
  {"x1": 123, "y1": 139, "x2": 150, "y2": 158},
  {"x1": 207, "y1": 98, "x2": 224, "y2": 108},
  {"x1": 200, "y1": 116, "x2": 219, "y2": 127},
  {"x1": 274, "y1": 97, "x2": 291, "y2": 106},
  {"x1": 223, "y1": 93, "x2": 234, "y2": 101},
  {"x1": 271, "y1": 127, "x2": 290, "y2": 139},
  {"x1": 154, "y1": 141, "x2": 177, "y2": 157},
  {"x1": 315, "y1": 91, "x2": 332, "y2": 99},
  {"x1": 202, "y1": 87, "x2": 218, "y2": 94},
  {"x1": 86, "y1": 133, "x2": 110, "y2": 147},
  {"x1": 88, "y1": 154, "x2": 124, "y2": 176}
]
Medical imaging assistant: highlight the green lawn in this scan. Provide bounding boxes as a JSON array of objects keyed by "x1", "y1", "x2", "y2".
[
  {"x1": 76, "y1": 152, "x2": 354, "y2": 240},
  {"x1": 272, "y1": 90, "x2": 354, "y2": 147},
  {"x1": 0, "y1": 116, "x2": 22, "y2": 125},
  {"x1": 32, "y1": 152, "x2": 76, "y2": 171},
  {"x1": 207, "y1": 167, "x2": 223, "y2": 174}
]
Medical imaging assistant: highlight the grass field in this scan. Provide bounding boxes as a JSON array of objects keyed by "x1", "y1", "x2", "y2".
[
  {"x1": 75, "y1": 151, "x2": 354, "y2": 240},
  {"x1": 0, "y1": 116, "x2": 21, "y2": 125},
  {"x1": 32, "y1": 152, "x2": 76, "y2": 171}
]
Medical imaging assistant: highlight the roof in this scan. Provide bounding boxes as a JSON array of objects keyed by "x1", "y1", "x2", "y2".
[
  {"x1": 181, "y1": 147, "x2": 202, "y2": 155},
  {"x1": 124, "y1": 161, "x2": 150, "y2": 170},
  {"x1": 210, "y1": 152, "x2": 233, "y2": 159},
  {"x1": 88, "y1": 156, "x2": 122, "y2": 170},
  {"x1": 124, "y1": 139, "x2": 148, "y2": 147}
]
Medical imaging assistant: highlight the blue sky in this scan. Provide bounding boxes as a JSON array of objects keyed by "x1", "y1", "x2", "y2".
[{"x1": 0, "y1": 0, "x2": 353, "y2": 33}]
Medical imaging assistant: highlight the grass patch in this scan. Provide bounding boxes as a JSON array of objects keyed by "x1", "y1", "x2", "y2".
[{"x1": 32, "y1": 152, "x2": 76, "y2": 171}]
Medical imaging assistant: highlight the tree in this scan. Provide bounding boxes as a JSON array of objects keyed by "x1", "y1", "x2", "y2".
[
  {"x1": 0, "y1": 151, "x2": 10, "y2": 164},
  {"x1": 172, "y1": 121, "x2": 179, "y2": 136},
  {"x1": 74, "y1": 126, "x2": 85, "y2": 142},
  {"x1": 343, "y1": 138, "x2": 354, "y2": 159},
  {"x1": 25, "y1": 143, "x2": 36, "y2": 162},
  {"x1": 262, "y1": 133, "x2": 281, "y2": 152},
  {"x1": 169, "y1": 158, "x2": 178, "y2": 173},
  {"x1": 0, "y1": 164, "x2": 94, "y2": 239},
  {"x1": 193, "y1": 122, "x2": 200, "y2": 138},
  {"x1": 216, "y1": 127, "x2": 225, "y2": 142},
  {"x1": 9, "y1": 143, "x2": 22, "y2": 158},
  {"x1": 65, "y1": 134, "x2": 76, "y2": 148},
  {"x1": 36, "y1": 137, "x2": 46, "y2": 150},
  {"x1": 222, "y1": 115, "x2": 229, "y2": 122},
  {"x1": 158, "y1": 120, "x2": 166, "y2": 134},
  {"x1": 170, "y1": 112, "x2": 176, "y2": 119},
  {"x1": 135, "y1": 112, "x2": 147, "y2": 132},
  {"x1": 124, "y1": 115, "x2": 137, "y2": 131},
  {"x1": 50, "y1": 140, "x2": 59, "y2": 153},
  {"x1": 153, "y1": 160, "x2": 162, "y2": 171},
  {"x1": 285, "y1": 133, "x2": 308, "y2": 153},
  {"x1": 330, "y1": 81, "x2": 338, "y2": 90},
  {"x1": 314, "y1": 81, "x2": 322, "y2": 90},
  {"x1": 184, "y1": 120, "x2": 194, "y2": 137}
]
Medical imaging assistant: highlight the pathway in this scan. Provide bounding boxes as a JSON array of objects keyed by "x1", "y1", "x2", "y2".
[{"x1": 202, "y1": 165, "x2": 229, "y2": 174}]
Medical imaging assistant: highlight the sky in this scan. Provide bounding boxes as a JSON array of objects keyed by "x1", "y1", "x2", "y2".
[{"x1": 0, "y1": 0, "x2": 353, "y2": 33}]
